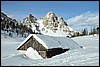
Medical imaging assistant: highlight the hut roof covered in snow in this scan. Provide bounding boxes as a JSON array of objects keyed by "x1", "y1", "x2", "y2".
[{"x1": 17, "y1": 34, "x2": 80, "y2": 50}]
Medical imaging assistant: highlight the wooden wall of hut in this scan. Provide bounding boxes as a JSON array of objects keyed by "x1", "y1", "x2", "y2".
[
  {"x1": 18, "y1": 36, "x2": 46, "y2": 51},
  {"x1": 18, "y1": 36, "x2": 47, "y2": 58},
  {"x1": 18, "y1": 36, "x2": 69, "y2": 59},
  {"x1": 19, "y1": 36, "x2": 33, "y2": 50}
]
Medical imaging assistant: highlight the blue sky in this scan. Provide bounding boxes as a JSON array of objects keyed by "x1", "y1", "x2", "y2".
[
  {"x1": 1, "y1": 1, "x2": 99, "y2": 21},
  {"x1": 1, "y1": 1, "x2": 99, "y2": 31}
]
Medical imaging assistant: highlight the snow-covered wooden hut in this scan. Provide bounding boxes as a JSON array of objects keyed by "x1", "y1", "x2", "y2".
[{"x1": 17, "y1": 34, "x2": 81, "y2": 58}]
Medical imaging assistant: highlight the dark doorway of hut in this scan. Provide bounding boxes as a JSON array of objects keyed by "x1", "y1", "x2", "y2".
[{"x1": 46, "y1": 48, "x2": 70, "y2": 58}]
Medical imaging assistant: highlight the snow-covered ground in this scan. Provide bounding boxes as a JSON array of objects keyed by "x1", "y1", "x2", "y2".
[{"x1": 1, "y1": 33, "x2": 99, "y2": 66}]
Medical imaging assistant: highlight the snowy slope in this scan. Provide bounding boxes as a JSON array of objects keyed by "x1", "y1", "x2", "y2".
[{"x1": 1, "y1": 33, "x2": 99, "y2": 66}]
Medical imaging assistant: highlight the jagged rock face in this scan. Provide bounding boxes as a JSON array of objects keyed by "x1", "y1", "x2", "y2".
[
  {"x1": 22, "y1": 14, "x2": 37, "y2": 23},
  {"x1": 27, "y1": 14, "x2": 37, "y2": 23},
  {"x1": 21, "y1": 14, "x2": 40, "y2": 33},
  {"x1": 43, "y1": 12, "x2": 58, "y2": 26},
  {"x1": 42, "y1": 12, "x2": 68, "y2": 33},
  {"x1": 21, "y1": 14, "x2": 37, "y2": 28}
]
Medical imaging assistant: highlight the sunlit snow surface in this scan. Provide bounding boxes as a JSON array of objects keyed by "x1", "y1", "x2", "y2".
[
  {"x1": 25, "y1": 47, "x2": 43, "y2": 59},
  {"x1": 1, "y1": 33, "x2": 99, "y2": 66}
]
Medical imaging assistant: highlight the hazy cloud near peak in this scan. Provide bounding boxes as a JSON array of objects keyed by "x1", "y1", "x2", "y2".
[
  {"x1": 8, "y1": 14, "x2": 17, "y2": 19},
  {"x1": 67, "y1": 11, "x2": 99, "y2": 27}
]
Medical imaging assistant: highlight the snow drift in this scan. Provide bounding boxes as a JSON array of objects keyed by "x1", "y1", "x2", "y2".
[{"x1": 25, "y1": 47, "x2": 43, "y2": 59}]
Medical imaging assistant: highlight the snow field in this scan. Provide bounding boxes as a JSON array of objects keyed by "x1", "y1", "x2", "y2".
[{"x1": 1, "y1": 34, "x2": 99, "y2": 66}]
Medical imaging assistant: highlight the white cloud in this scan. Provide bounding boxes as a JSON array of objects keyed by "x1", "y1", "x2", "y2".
[
  {"x1": 8, "y1": 14, "x2": 17, "y2": 19},
  {"x1": 67, "y1": 11, "x2": 99, "y2": 27}
]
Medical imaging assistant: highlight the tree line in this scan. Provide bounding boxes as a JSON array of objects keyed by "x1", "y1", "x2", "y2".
[
  {"x1": 1, "y1": 18, "x2": 34, "y2": 38},
  {"x1": 71, "y1": 27, "x2": 99, "y2": 37}
]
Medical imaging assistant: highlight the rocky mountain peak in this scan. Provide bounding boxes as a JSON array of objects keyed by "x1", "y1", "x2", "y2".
[
  {"x1": 27, "y1": 14, "x2": 34, "y2": 19},
  {"x1": 45, "y1": 12, "x2": 56, "y2": 19},
  {"x1": 38, "y1": 12, "x2": 71, "y2": 36},
  {"x1": 21, "y1": 14, "x2": 38, "y2": 31},
  {"x1": 42, "y1": 12, "x2": 68, "y2": 30},
  {"x1": 21, "y1": 14, "x2": 37, "y2": 25},
  {"x1": 28, "y1": 14, "x2": 32, "y2": 17}
]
